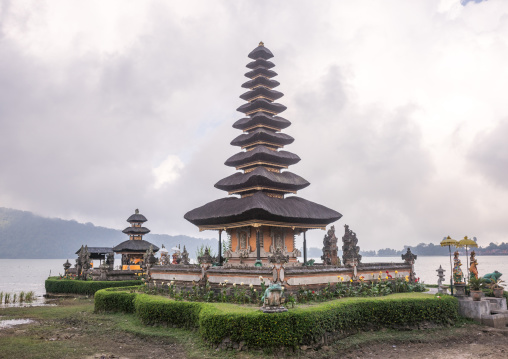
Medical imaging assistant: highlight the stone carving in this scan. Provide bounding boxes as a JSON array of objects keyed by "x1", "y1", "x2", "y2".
[
  {"x1": 342, "y1": 225, "x2": 362, "y2": 267},
  {"x1": 436, "y1": 265, "x2": 446, "y2": 293},
  {"x1": 63, "y1": 259, "x2": 71, "y2": 274},
  {"x1": 483, "y1": 271, "x2": 502, "y2": 284},
  {"x1": 453, "y1": 251, "x2": 464, "y2": 284},
  {"x1": 321, "y1": 225, "x2": 340, "y2": 266},
  {"x1": 143, "y1": 245, "x2": 157, "y2": 267},
  {"x1": 260, "y1": 283, "x2": 287, "y2": 313},
  {"x1": 469, "y1": 251, "x2": 478, "y2": 280},
  {"x1": 198, "y1": 247, "x2": 213, "y2": 265},
  {"x1": 181, "y1": 246, "x2": 190, "y2": 265},
  {"x1": 270, "y1": 228, "x2": 286, "y2": 253},
  {"x1": 106, "y1": 252, "x2": 115, "y2": 270},
  {"x1": 81, "y1": 245, "x2": 91, "y2": 280},
  {"x1": 402, "y1": 248, "x2": 418, "y2": 282},
  {"x1": 268, "y1": 248, "x2": 289, "y2": 284}
]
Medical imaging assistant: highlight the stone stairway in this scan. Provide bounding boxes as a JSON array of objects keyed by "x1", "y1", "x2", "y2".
[
  {"x1": 458, "y1": 296, "x2": 508, "y2": 329},
  {"x1": 482, "y1": 297, "x2": 508, "y2": 329}
]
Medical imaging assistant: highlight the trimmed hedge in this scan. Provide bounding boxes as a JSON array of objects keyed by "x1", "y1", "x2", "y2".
[
  {"x1": 94, "y1": 290, "x2": 459, "y2": 349},
  {"x1": 94, "y1": 286, "x2": 140, "y2": 313},
  {"x1": 45, "y1": 277, "x2": 142, "y2": 296}
]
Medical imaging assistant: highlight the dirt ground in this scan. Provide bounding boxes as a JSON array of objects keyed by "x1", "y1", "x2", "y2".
[
  {"x1": 324, "y1": 326, "x2": 508, "y2": 359},
  {"x1": 1, "y1": 299, "x2": 508, "y2": 359}
]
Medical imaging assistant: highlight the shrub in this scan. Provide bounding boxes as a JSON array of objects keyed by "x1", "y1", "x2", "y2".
[
  {"x1": 134, "y1": 294, "x2": 204, "y2": 328},
  {"x1": 45, "y1": 277, "x2": 142, "y2": 296},
  {"x1": 199, "y1": 294, "x2": 458, "y2": 348},
  {"x1": 94, "y1": 290, "x2": 458, "y2": 349},
  {"x1": 94, "y1": 286, "x2": 140, "y2": 313}
]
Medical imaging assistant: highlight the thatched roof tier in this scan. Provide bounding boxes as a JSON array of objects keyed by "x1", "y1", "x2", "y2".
[
  {"x1": 231, "y1": 128, "x2": 294, "y2": 148},
  {"x1": 184, "y1": 192, "x2": 341, "y2": 227},
  {"x1": 127, "y1": 212, "x2": 147, "y2": 223},
  {"x1": 246, "y1": 58, "x2": 275, "y2": 69},
  {"x1": 239, "y1": 87, "x2": 283, "y2": 102},
  {"x1": 245, "y1": 67, "x2": 277, "y2": 79},
  {"x1": 225, "y1": 146, "x2": 300, "y2": 168},
  {"x1": 215, "y1": 167, "x2": 309, "y2": 193},
  {"x1": 113, "y1": 240, "x2": 159, "y2": 253},
  {"x1": 236, "y1": 99, "x2": 287, "y2": 116},
  {"x1": 233, "y1": 113, "x2": 291, "y2": 131},
  {"x1": 75, "y1": 247, "x2": 112, "y2": 255},
  {"x1": 242, "y1": 76, "x2": 280, "y2": 89},
  {"x1": 122, "y1": 226, "x2": 151, "y2": 235},
  {"x1": 248, "y1": 43, "x2": 274, "y2": 60}
]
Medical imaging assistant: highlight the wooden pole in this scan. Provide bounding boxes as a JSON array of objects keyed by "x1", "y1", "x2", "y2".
[{"x1": 256, "y1": 229, "x2": 260, "y2": 261}]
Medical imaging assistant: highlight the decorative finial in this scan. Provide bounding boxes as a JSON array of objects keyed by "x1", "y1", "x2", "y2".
[
  {"x1": 135, "y1": 209, "x2": 139, "y2": 214},
  {"x1": 259, "y1": 41, "x2": 264, "y2": 47}
]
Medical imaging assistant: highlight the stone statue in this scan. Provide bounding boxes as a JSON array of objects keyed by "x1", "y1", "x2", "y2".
[
  {"x1": 436, "y1": 265, "x2": 446, "y2": 293},
  {"x1": 483, "y1": 271, "x2": 502, "y2": 284},
  {"x1": 342, "y1": 224, "x2": 362, "y2": 267},
  {"x1": 63, "y1": 259, "x2": 71, "y2": 274},
  {"x1": 143, "y1": 245, "x2": 157, "y2": 268},
  {"x1": 80, "y1": 245, "x2": 91, "y2": 280},
  {"x1": 469, "y1": 251, "x2": 478, "y2": 280},
  {"x1": 260, "y1": 283, "x2": 287, "y2": 313},
  {"x1": 402, "y1": 248, "x2": 418, "y2": 282},
  {"x1": 181, "y1": 246, "x2": 190, "y2": 265},
  {"x1": 321, "y1": 225, "x2": 340, "y2": 266},
  {"x1": 198, "y1": 247, "x2": 213, "y2": 265},
  {"x1": 453, "y1": 251, "x2": 464, "y2": 284},
  {"x1": 106, "y1": 252, "x2": 114, "y2": 270}
]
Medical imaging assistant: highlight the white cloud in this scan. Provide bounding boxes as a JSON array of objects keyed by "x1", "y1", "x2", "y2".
[
  {"x1": 152, "y1": 155, "x2": 184, "y2": 189},
  {"x1": 1, "y1": 0, "x2": 508, "y2": 249}
]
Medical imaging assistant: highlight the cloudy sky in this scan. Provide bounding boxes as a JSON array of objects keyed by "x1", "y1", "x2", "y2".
[{"x1": 1, "y1": 0, "x2": 507, "y2": 250}]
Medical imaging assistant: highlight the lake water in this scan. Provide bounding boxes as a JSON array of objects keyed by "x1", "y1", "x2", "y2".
[{"x1": 0, "y1": 256, "x2": 506, "y2": 297}]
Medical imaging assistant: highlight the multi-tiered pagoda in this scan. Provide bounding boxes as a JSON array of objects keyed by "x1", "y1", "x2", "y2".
[
  {"x1": 113, "y1": 209, "x2": 159, "y2": 269},
  {"x1": 185, "y1": 43, "x2": 341, "y2": 266}
]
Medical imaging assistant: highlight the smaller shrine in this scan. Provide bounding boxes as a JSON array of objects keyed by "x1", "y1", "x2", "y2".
[{"x1": 113, "y1": 209, "x2": 160, "y2": 270}]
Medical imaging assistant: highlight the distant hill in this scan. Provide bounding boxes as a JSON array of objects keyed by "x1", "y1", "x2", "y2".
[{"x1": 0, "y1": 207, "x2": 217, "y2": 259}]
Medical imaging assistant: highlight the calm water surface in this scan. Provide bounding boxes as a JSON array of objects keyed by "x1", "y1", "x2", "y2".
[{"x1": 0, "y1": 256, "x2": 506, "y2": 297}]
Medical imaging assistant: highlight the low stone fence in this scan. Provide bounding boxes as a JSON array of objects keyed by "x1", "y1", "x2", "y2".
[{"x1": 149, "y1": 262, "x2": 412, "y2": 292}]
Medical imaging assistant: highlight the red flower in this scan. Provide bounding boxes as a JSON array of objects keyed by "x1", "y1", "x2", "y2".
[{"x1": 312, "y1": 291, "x2": 315, "y2": 294}]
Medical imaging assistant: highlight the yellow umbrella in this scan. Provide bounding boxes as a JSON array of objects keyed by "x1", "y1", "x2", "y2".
[
  {"x1": 440, "y1": 236, "x2": 459, "y2": 294},
  {"x1": 457, "y1": 236, "x2": 478, "y2": 282}
]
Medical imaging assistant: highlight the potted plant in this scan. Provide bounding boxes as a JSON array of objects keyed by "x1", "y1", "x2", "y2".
[
  {"x1": 487, "y1": 278, "x2": 505, "y2": 298},
  {"x1": 469, "y1": 277, "x2": 486, "y2": 301}
]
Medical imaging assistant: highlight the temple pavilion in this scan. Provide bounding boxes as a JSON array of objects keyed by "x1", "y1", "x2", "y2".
[
  {"x1": 184, "y1": 43, "x2": 342, "y2": 267},
  {"x1": 113, "y1": 209, "x2": 159, "y2": 270}
]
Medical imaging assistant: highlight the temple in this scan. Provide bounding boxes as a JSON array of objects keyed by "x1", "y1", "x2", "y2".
[
  {"x1": 113, "y1": 209, "x2": 159, "y2": 270},
  {"x1": 184, "y1": 42, "x2": 342, "y2": 267}
]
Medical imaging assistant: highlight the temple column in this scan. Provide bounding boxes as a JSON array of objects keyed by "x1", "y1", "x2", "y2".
[
  {"x1": 303, "y1": 230, "x2": 307, "y2": 264},
  {"x1": 218, "y1": 229, "x2": 223, "y2": 266}
]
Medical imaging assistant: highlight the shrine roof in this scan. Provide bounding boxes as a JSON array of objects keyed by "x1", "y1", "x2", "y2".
[
  {"x1": 122, "y1": 226, "x2": 151, "y2": 235},
  {"x1": 184, "y1": 192, "x2": 341, "y2": 227},
  {"x1": 75, "y1": 247, "x2": 113, "y2": 255},
  {"x1": 233, "y1": 113, "x2": 291, "y2": 131},
  {"x1": 215, "y1": 167, "x2": 309, "y2": 192},
  {"x1": 239, "y1": 87, "x2": 283, "y2": 102},
  {"x1": 230, "y1": 128, "x2": 294, "y2": 147},
  {"x1": 224, "y1": 146, "x2": 300, "y2": 168},
  {"x1": 248, "y1": 43, "x2": 274, "y2": 60},
  {"x1": 113, "y1": 239, "x2": 159, "y2": 253}
]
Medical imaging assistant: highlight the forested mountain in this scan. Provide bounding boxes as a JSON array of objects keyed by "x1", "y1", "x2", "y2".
[{"x1": 0, "y1": 207, "x2": 217, "y2": 259}]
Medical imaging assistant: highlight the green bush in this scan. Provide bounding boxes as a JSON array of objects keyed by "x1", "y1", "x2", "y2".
[
  {"x1": 94, "y1": 286, "x2": 140, "y2": 313},
  {"x1": 134, "y1": 294, "x2": 204, "y2": 328},
  {"x1": 94, "y1": 290, "x2": 458, "y2": 349},
  {"x1": 199, "y1": 294, "x2": 458, "y2": 347},
  {"x1": 45, "y1": 277, "x2": 142, "y2": 296}
]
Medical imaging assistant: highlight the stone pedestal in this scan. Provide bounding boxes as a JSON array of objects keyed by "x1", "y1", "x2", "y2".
[
  {"x1": 458, "y1": 297, "x2": 490, "y2": 322},
  {"x1": 454, "y1": 283, "x2": 466, "y2": 297}
]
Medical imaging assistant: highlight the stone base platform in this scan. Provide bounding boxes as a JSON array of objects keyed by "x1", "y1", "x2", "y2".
[{"x1": 459, "y1": 297, "x2": 508, "y2": 329}]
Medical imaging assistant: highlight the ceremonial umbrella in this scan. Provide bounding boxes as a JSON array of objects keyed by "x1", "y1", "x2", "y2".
[
  {"x1": 457, "y1": 236, "x2": 478, "y2": 283},
  {"x1": 440, "y1": 236, "x2": 459, "y2": 294}
]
